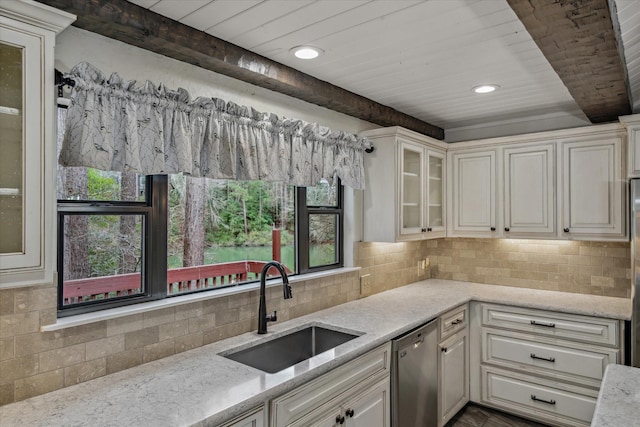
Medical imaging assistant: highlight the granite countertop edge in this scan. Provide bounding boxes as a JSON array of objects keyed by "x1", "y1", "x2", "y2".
[{"x1": 0, "y1": 279, "x2": 631, "y2": 427}]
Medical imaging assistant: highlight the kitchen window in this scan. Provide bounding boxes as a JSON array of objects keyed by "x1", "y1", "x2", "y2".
[{"x1": 56, "y1": 168, "x2": 343, "y2": 316}]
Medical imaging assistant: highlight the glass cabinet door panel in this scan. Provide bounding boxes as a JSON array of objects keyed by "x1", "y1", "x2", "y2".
[
  {"x1": 401, "y1": 145, "x2": 423, "y2": 231},
  {"x1": 0, "y1": 42, "x2": 23, "y2": 254},
  {"x1": 428, "y1": 154, "x2": 444, "y2": 229}
]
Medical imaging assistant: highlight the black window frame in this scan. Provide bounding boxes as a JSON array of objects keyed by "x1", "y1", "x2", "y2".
[
  {"x1": 296, "y1": 181, "x2": 344, "y2": 274},
  {"x1": 56, "y1": 175, "x2": 343, "y2": 316}
]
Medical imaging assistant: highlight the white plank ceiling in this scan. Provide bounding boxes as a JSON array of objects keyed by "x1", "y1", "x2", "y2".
[
  {"x1": 614, "y1": 0, "x2": 640, "y2": 113},
  {"x1": 127, "y1": 0, "x2": 636, "y2": 141}
]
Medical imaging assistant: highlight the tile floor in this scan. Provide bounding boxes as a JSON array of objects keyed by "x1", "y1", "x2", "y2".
[{"x1": 446, "y1": 403, "x2": 550, "y2": 427}]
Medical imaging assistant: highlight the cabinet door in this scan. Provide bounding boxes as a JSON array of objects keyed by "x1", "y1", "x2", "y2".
[
  {"x1": 344, "y1": 379, "x2": 390, "y2": 427},
  {"x1": 561, "y1": 138, "x2": 625, "y2": 238},
  {"x1": 221, "y1": 408, "x2": 264, "y2": 427},
  {"x1": 439, "y1": 331, "x2": 469, "y2": 427},
  {"x1": 427, "y1": 149, "x2": 446, "y2": 236},
  {"x1": 450, "y1": 150, "x2": 497, "y2": 235},
  {"x1": 503, "y1": 144, "x2": 555, "y2": 236},
  {"x1": 0, "y1": 24, "x2": 42, "y2": 271},
  {"x1": 398, "y1": 139, "x2": 426, "y2": 236}
]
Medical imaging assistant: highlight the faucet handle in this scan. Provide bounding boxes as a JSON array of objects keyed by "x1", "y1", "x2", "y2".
[{"x1": 266, "y1": 310, "x2": 277, "y2": 322}]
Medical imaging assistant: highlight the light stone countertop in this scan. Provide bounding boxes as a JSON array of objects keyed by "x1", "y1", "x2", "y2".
[
  {"x1": 0, "y1": 279, "x2": 631, "y2": 427},
  {"x1": 591, "y1": 364, "x2": 640, "y2": 427}
]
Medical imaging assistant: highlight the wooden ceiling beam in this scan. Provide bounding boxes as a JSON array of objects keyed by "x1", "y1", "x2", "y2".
[
  {"x1": 506, "y1": 0, "x2": 631, "y2": 123},
  {"x1": 36, "y1": 0, "x2": 444, "y2": 139}
]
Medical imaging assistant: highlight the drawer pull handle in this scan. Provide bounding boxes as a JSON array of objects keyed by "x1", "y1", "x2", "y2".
[
  {"x1": 530, "y1": 320, "x2": 556, "y2": 328},
  {"x1": 451, "y1": 319, "x2": 462, "y2": 325},
  {"x1": 346, "y1": 409, "x2": 355, "y2": 418},
  {"x1": 530, "y1": 353, "x2": 556, "y2": 363},
  {"x1": 336, "y1": 415, "x2": 345, "y2": 424},
  {"x1": 531, "y1": 395, "x2": 556, "y2": 405}
]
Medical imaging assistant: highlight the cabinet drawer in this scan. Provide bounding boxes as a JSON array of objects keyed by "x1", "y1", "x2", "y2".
[
  {"x1": 440, "y1": 304, "x2": 467, "y2": 341},
  {"x1": 271, "y1": 343, "x2": 390, "y2": 427},
  {"x1": 483, "y1": 330, "x2": 619, "y2": 387},
  {"x1": 482, "y1": 304, "x2": 619, "y2": 346},
  {"x1": 481, "y1": 367, "x2": 598, "y2": 426}
]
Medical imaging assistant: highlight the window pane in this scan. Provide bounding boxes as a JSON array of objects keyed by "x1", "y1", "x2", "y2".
[
  {"x1": 306, "y1": 178, "x2": 338, "y2": 207},
  {"x1": 309, "y1": 214, "x2": 338, "y2": 267},
  {"x1": 167, "y1": 176, "x2": 295, "y2": 295},
  {"x1": 60, "y1": 214, "x2": 144, "y2": 306},
  {"x1": 56, "y1": 167, "x2": 146, "y2": 202}
]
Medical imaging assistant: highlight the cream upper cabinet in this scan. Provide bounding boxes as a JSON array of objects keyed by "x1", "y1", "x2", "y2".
[
  {"x1": 0, "y1": 1, "x2": 74, "y2": 287},
  {"x1": 560, "y1": 137, "x2": 626, "y2": 239},
  {"x1": 620, "y1": 114, "x2": 640, "y2": 177},
  {"x1": 503, "y1": 144, "x2": 555, "y2": 236},
  {"x1": 362, "y1": 127, "x2": 447, "y2": 242},
  {"x1": 448, "y1": 149, "x2": 497, "y2": 237}
]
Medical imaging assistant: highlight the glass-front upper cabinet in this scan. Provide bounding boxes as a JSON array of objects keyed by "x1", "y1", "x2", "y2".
[
  {"x1": 400, "y1": 140, "x2": 425, "y2": 235},
  {"x1": 362, "y1": 127, "x2": 447, "y2": 242},
  {"x1": 427, "y1": 151, "x2": 445, "y2": 233},
  {"x1": 0, "y1": 41, "x2": 24, "y2": 255},
  {"x1": 0, "y1": 2, "x2": 74, "y2": 287}
]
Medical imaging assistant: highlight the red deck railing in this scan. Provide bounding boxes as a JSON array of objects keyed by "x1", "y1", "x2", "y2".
[{"x1": 62, "y1": 260, "x2": 291, "y2": 305}]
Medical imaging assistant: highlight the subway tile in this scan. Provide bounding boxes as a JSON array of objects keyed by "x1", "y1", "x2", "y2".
[
  {"x1": 159, "y1": 319, "x2": 189, "y2": 341},
  {"x1": 124, "y1": 326, "x2": 160, "y2": 350},
  {"x1": 14, "y1": 369, "x2": 63, "y2": 401},
  {"x1": 174, "y1": 301, "x2": 203, "y2": 320},
  {"x1": 14, "y1": 286, "x2": 56, "y2": 313},
  {"x1": 0, "y1": 382, "x2": 14, "y2": 406},
  {"x1": 0, "y1": 289, "x2": 15, "y2": 316},
  {"x1": 188, "y1": 314, "x2": 216, "y2": 333},
  {"x1": 174, "y1": 332, "x2": 203, "y2": 353},
  {"x1": 0, "y1": 311, "x2": 40, "y2": 339},
  {"x1": 0, "y1": 337, "x2": 14, "y2": 361},
  {"x1": 107, "y1": 314, "x2": 143, "y2": 336},
  {"x1": 14, "y1": 331, "x2": 64, "y2": 357},
  {"x1": 85, "y1": 335, "x2": 125, "y2": 360},
  {"x1": 64, "y1": 358, "x2": 106, "y2": 386},
  {"x1": 143, "y1": 307, "x2": 175, "y2": 328},
  {"x1": 106, "y1": 348, "x2": 143, "y2": 374},
  {"x1": 0, "y1": 354, "x2": 38, "y2": 385},
  {"x1": 63, "y1": 322, "x2": 107, "y2": 346},
  {"x1": 143, "y1": 340, "x2": 175, "y2": 363},
  {"x1": 39, "y1": 343, "x2": 86, "y2": 372}
]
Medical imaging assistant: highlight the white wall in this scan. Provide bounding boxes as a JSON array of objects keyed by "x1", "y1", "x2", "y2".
[{"x1": 55, "y1": 26, "x2": 374, "y2": 265}]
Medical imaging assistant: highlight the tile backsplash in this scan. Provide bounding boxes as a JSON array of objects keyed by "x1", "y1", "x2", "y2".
[
  {"x1": 0, "y1": 237, "x2": 630, "y2": 405},
  {"x1": 356, "y1": 238, "x2": 631, "y2": 298}
]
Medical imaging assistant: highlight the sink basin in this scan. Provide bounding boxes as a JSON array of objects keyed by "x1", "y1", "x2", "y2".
[{"x1": 221, "y1": 325, "x2": 360, "y2": 373}]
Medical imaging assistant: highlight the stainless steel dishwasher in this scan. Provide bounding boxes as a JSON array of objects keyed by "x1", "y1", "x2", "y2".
[{"x1": 391, "y1": 318, "x2": 438, "y2": 427}]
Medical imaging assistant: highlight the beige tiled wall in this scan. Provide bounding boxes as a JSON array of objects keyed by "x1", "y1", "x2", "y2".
[
  {"x1": 0, "y1": 237, "x2": 631, "y2": 405},
  {"x1": 0, "y1": 271, "x2": 361, "y2": 405},
  {"x1": 355, "y1": 238, "x2": 631, "y2": 298}
]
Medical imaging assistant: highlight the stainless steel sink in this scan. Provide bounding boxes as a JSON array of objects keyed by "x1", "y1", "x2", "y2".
[{"x1": 221, "y1": 325, "x2": 360, "y2": 373}]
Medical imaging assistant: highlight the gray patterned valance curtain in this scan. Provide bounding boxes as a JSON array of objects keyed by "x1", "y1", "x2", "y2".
[{"x1": 58, "y1": 62, "x2": 372, "y2": 189}]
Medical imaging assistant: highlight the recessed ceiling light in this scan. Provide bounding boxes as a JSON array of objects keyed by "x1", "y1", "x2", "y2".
[
  {"x1": 291, "y1": 46, "x2": 323, "y2": 59},
  {"x1": 472, "y1": 84, "x2": 500, "y2": 94}
]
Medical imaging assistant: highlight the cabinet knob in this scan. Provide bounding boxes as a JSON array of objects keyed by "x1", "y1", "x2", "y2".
[
  {"x1": 427, "y1": 227, "x2": 432, "y2": 232},
  {"x1": 504, "y1": 227, "x2": 510, "y2": 232},
  {"x1": 346, "y1": 409, "x2": 355, "y2": 418},
  {"x1": 421, "y1": 228, "x2": 427, "y2": 232},
  {"x1": 441, "y1": 347, "x2": 447, "y2": 352},
  {"x1": 563, "y1": 227, "x2": 570, "y2": 233},
  {"x1": 490, "y1": 227, "x2": 496, "y2": 231},
  {"x1": 336, "y1": 415, "x2": 345, "y2": 424}
]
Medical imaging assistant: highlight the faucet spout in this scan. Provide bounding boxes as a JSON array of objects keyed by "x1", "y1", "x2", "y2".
[{"x1": 257, "y1": 261, "x2": 292, "y2": 334}]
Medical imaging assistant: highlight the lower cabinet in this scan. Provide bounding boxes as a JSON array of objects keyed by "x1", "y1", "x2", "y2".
[
  {"x1": 271, "y1": 343, "x2": 390, "y2": 427},
  {"x1": 471, "y1": 303, "x2": 622, "y2": 427},
  {"x1": 221, "y1": 407, "x2": 265, "y2": 427},
  {"x1": 290, "y1": 379, "x2": 389, "y2": 427},
  {"x1": 438, "y1": 305, "x2": 470, "y2": 427}
]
